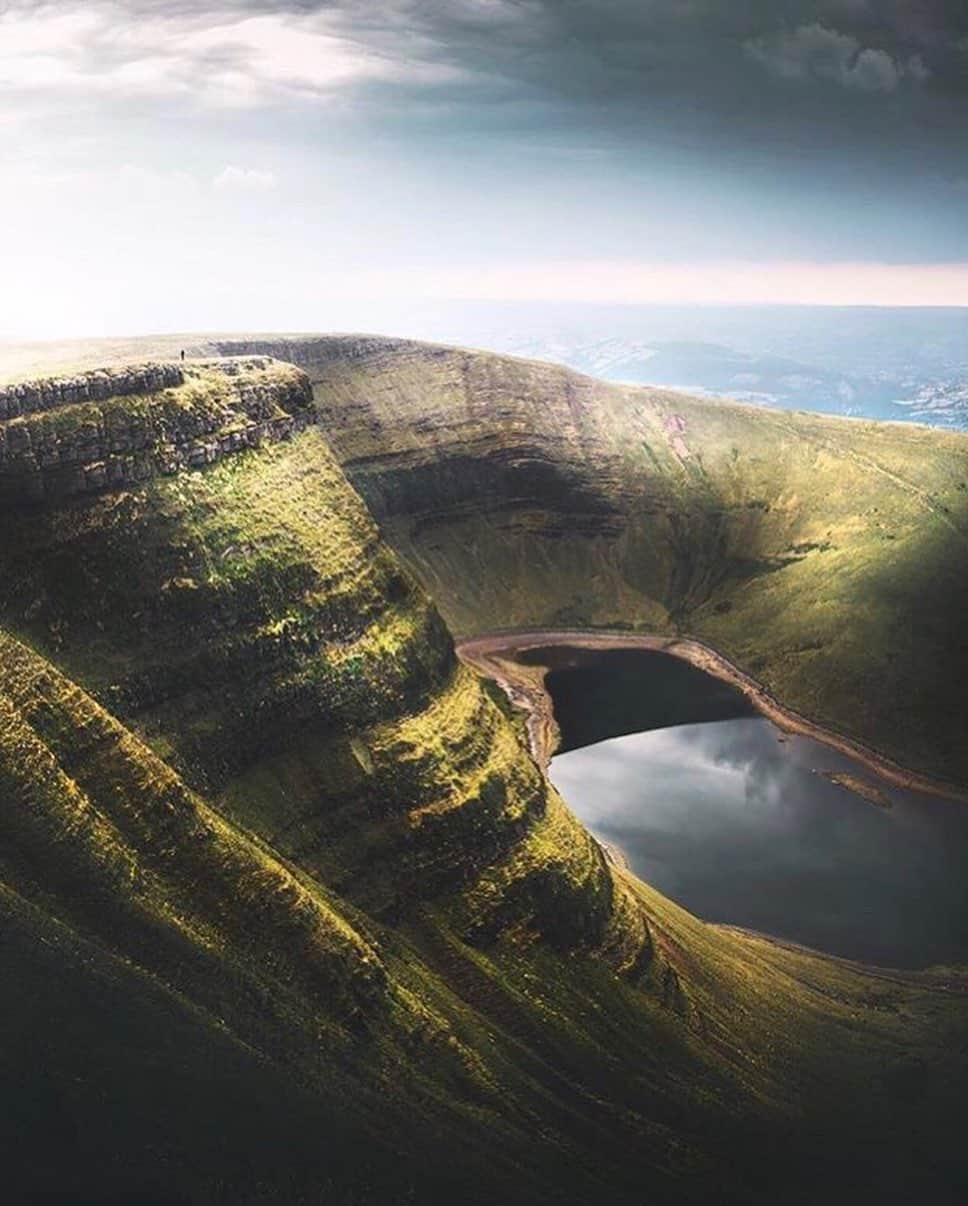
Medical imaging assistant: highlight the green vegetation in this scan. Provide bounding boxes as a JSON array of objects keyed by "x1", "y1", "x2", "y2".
[
  {"x1": 0, "y1": 345, "x2": 965, "y2": 1203},
  {"x1": 263, "y1": 335, "x2": 968, "y2": 789}
]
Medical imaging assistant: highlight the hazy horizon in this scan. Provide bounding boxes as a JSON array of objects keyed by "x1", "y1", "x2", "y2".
[{"x1": 3, "y1": 299, "x2": 968, "y2": 349}]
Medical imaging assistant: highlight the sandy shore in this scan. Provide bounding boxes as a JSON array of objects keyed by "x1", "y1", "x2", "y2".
[{"x1": 457, "y1": 627, "x2": 968, "y2": 805}]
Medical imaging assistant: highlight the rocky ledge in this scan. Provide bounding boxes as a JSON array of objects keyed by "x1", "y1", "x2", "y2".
[
  {"x1": 0, "y1": 362, "x2": 186, "y2": 420},
  {"x1": 0, "y1": 356, "x2": 314, "y2": 503}
]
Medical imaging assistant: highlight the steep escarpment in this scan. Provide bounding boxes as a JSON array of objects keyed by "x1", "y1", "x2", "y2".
[
  {"x1": 0, "y1": 629, "x2": 388, "y2": 1027},
  {"x1": 202, "y1": 335, "x2": 968, "y2": 788},
  {"x1": 0, "y1": 356, "x2": 674, "y2": 1201},
  {"x1": 1, "y1": 344, "x2": 967, "y2": 1204},
  {"x1": 0, "y1": 357, "x2": 627, "y2": 949},
  {"x1": 215, "y1": 335, "x2": 654, "y2": 622},
  {"x1": 0, "y1": 355, "x2": 313, "y2": 502},
  {"x1": 0, "y1": 361, "x2": 185, "y2": 416}
]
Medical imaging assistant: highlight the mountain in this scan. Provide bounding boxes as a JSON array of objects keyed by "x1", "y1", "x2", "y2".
[{"x1": 0, "y1": 337, "x2": 966, "y2": 1204}]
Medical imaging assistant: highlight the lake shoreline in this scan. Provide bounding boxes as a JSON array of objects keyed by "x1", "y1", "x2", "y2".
[{"x1": 457, "y1": 627, "x2": 968, "y2": 805}]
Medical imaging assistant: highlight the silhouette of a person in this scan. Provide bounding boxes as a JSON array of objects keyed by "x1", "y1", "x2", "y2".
[{"x1": 180, "y1": 349, "x2": 185, "y2": 362}]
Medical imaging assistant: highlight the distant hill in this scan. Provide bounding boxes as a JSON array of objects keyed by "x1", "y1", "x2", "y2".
[{"x1": 490, "y1": 306, "x2": 968, "y2": 427}]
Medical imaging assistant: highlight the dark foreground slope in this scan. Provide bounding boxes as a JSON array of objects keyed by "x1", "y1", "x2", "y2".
[{"x1": 0, "y1": 346, "x2": 966, "y2": 1204}]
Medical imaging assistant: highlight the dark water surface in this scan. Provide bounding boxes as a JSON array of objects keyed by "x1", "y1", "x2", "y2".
[
  {"x1": 536, "y1": 647, "x2": 968, "y2": 967},
  {"x1": 518, "y1": 645, "x2": 758, "y2": 752}
]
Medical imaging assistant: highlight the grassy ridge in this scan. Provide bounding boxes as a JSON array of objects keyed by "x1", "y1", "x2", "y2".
[
  {"x1": 257, "y1": 335, "x2": 968, "y2": 787},
  {"x1": 0, "y1": 345, "x2": 966, "y2": 1202}
]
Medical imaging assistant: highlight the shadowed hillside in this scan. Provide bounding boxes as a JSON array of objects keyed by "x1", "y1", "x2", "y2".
[
  {"x1": 180, "y1": 334, "x2": 968, "y2": 790},
  {"x1": 0, "y1": 342, "x2": 966, "y2": 1203}
]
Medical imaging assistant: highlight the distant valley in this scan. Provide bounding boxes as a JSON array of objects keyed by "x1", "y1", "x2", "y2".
[
  {"x1": 492, "y1": 307, "x2": 968, "y2": 428},
  {"x1": 502, "y1": 335, "x2": 968, "y2": 426}
]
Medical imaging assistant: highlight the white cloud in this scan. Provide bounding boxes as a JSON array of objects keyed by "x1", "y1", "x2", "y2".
[
  {"x1": 847, "y1": 47, "x2": 901, "y2": 92},
  {"x1": 745, "y1": 23, "x2": 926, "y2": 94},
  {"x1": 0, "y1": 4, "x2": 465, "y2": 110},
  {"x1": 213, "y1": 164, "x2": 277, "y2": 192},
  {"x1": 746, "y1": 24, "x2": 855, "y2": 83}
]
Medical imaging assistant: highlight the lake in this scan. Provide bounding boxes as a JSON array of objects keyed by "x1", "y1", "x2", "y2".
[{"x1": 524, "y1": 645, "x2": 968, "y2": 968}]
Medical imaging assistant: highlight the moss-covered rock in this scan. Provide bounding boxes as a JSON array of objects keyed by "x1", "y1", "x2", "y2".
[{"x1": 0, "y1": 356, "x2": 313, "y2": 501}]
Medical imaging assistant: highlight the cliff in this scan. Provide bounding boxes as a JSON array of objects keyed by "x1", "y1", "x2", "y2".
[
  {"x1": 0, "y1": 356, "x2": 313, "y2": 502},
  {"x1": 198, "y1": 334, "x2": 968, "y2": 789},
  {"x1": 0, "y1": 362, "x2": 185, "y2": 417},
  {"x1": 0, "y1": 339, "x2": 965, "y2": 1204}
]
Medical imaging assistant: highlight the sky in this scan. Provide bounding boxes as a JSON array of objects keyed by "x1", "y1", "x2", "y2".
[{"x1": 2, "y1": 0, "x2": 968, "y2": 337}]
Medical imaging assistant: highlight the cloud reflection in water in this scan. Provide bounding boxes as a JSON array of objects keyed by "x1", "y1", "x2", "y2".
[{"x1": 550, "y1": 718, "x2": 968, "y2": 967}]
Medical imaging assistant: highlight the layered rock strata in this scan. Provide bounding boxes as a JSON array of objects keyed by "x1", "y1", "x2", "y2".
[{"x1": 0, "y1": 356, "x2": 313, "y2": 502}]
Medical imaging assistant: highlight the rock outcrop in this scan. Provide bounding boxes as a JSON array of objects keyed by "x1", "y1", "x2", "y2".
[
  {"x1": 0, "y1": 362, "x2": 185, "y2": 419},
  {"x1": 0, "y1": 356, "x2": 314, "y2": 502},
  {"x1": 0, "y1": 354, "x2": 667, "y2": 1199}
]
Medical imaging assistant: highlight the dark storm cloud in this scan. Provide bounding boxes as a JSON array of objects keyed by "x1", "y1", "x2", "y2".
[
  {"x1": 278, "y1": 1, "x2": 968, "y2": 103},
  {"x1": 292, "y1": 0, "x2": 968, "y2": 203},
  {"x1": 190, "y1": 1, "x2": 968, "y2": 169},
  {"x1": 6, "y1": 1, "x2": 967, "y2": 145}
]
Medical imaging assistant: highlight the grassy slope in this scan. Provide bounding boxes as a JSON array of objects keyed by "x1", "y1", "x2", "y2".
[
  {"x1": 4, "y1": 623, "x2": 967, "y2": 1205},
  {"x1": 222, "y1": 334, "x2": 967, "y2": 788},
  {"x1": 0, "y1": 345, "x2": 966, "y2": 1203}
]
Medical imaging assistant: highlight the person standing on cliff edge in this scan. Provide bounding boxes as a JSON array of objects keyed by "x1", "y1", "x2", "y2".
[{"x1": 180, "y1": 349, "x2": 185, "y2": 362}]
